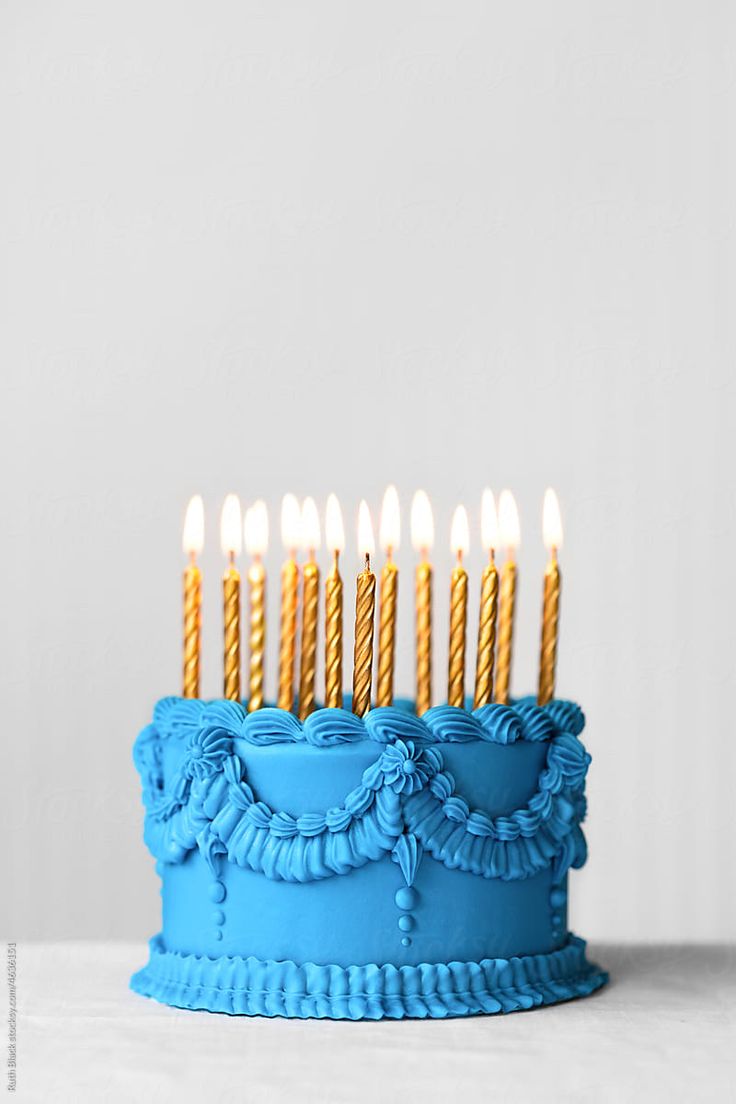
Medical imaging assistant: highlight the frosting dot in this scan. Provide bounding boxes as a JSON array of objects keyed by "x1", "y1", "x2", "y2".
[
  {"x1": 403, "y1": 760, "x2": 416, "y2": 774},
  {"x1": 401, "y1": 937, "x2": 411, "y2": 947},
  {"x1": 213, "y1": 929, "x2": 223, "y2": 941},
  {"x1": 550, "y1": 888, "x2": 567, "y2": 908},
  {"x1": 394, "y1": 887, "x2": 418, "y2": 911},
  {"x1": 212, "y1": 910, "x2": 225, "y2": 925},
  {"x1": 398, "y1": 915, "x2": 414, "y2": 933},
  {"x1": 209, "y1": 882, "x2": 226, "y2": 903}
]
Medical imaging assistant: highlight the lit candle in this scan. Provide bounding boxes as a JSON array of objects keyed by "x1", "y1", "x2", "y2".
[
  {"x1": 473, "y1": 489, "x2": 499, "y2": 708},
  {"x1": 376, "y1": 485, "x2": 400, "y2": 707},
  {"x1": 324, "y1": 494, "x2": 345, "y2": 709},
  {"x1": 244, "y1": 500, "x2": 268, "y2": 712},
  {"x1": 220, "y1": 494, "x2": 242, "y2": 702},
  {"x1": 447, "y1": 505, "x2": 469, "y2": 707},
  {"x1": 494, "y1": 490, "x2": 520, "y2": 705},
  {"x1": 411, "y1": 490, "x2": 434, "y2": 716},
  {"x1": 352, "y1": 501, "x2": 376, "y2": 717},
  {"x1": 182, "y1": 495, "x2": 204, "y2": 699},
  {"x1": 297, "y1": 497, "x2": 320, "y2": 721},
  {"x1": 537, "y1": 488, "x2": 563, "y2": 706},
  {"x1": 277, "y1": 494, "x2": 301, "y2": 711}
]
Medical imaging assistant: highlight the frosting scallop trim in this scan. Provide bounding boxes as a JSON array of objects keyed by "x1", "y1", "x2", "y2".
[
  {"x1": 146, "y1": 696, "x2": 585, "y2": 748},
  {"x1": 131, "y1": 933, "x2": 608, "y2": 1020},
  {"x1": 134, "y1": 705, "x2": 591, "y2": 883}
]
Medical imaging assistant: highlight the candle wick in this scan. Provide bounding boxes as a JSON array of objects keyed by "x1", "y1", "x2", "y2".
[
  {"x1": 456, "y1": 549, "x2": 463, "y2": 566},
  {"x1": 189, "y1": 550, "x2": 196, "y2": 566},
  {"x1": 489, "y1": 548, "x2": 495, "y2": 566},
  {"x1": 228, "y1": 550, "x2": 235, "y2": 567},
  {"x1": 551, "y1": 546, "x2": 558, "y2": 564},
  {"x1": 365, "y1": 552, "x2": 370, "y2": 572}
]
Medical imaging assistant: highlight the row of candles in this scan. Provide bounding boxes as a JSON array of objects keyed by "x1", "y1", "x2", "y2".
[{"x1": 180, "y1": 488, "x2": 563, "y2": 716}]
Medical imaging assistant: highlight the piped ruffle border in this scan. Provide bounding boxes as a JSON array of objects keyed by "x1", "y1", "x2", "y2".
[{"x1": 130, "y1": 934, "x2": 608, "y2": 1019}]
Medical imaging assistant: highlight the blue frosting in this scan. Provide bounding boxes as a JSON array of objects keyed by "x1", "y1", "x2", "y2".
[
  {"x1": 132, "y1": 696, "x2": 607, "y2": 1019},
  {"x1": 131, "y1": 933, "x2": 607, "y2": 1019}
]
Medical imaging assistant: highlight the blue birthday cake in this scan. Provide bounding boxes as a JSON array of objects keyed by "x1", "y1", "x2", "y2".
[{"x1": 131, "y1": 695, "x2": 608, "y2": 1019}]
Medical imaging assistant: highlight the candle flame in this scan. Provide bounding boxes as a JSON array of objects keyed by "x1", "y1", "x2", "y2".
[
  {"x1": 358, "y1": 500, "x2": 376, "y2": 559},
  {"x1": 244, "y1": 499, "x2": 269, "y2": 557},
  {"x1": 379, "y1": 485, "x2": 400, "y2": 554},
  {"x1": 498, "y1": 490, "x2": 520, "y2": 553},
  {"x1": 280, "y1": 493, "x2": 301, "y2": 553},
  {"x1": 220, "y1": 494, "x2": 242, "y2": 558},
  {"x1": 450, "y1": 505, "x2": 470, "y2": 558},
  {"x1": 480, "y1": 488, "x2": 499, "y2": 553},
  {"x1": 301, "y1": 497, "x2": 321, "y2": 554},
  {"x1": 182, "y1": 495, "x2": 204, "y2": 556},
  {"x1": 411, "y1": 490, "x2": 434, "y2": 555},
  {"x1": 543, "y1": 488, "x2": 563, "y2": 552},
  {"x1": 325, "y1": 493, "x2": 345, "y2": 554}
]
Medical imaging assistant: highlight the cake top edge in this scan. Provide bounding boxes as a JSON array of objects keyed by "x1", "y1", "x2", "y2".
[{"x1": 148, "y1": 695, "x2": 585, "y2": 748}]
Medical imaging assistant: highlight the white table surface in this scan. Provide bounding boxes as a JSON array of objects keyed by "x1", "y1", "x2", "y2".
[{"x1": 15, "y1": 943, "x2": 735, "y2": 1103}]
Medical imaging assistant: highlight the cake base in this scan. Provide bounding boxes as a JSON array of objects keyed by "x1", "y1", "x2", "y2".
[{"x1": 131, "y1": 934, "x2": 608, "y2": 1020}]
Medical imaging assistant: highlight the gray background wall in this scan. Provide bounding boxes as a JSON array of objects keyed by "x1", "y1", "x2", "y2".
[{"x1": 2, "y1": 0, "x2": 734, "y2": 942}]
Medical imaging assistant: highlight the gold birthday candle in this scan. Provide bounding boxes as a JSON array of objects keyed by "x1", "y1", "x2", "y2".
[
  {"x1": 220, "y1": 494, "x2": 242, "y2": 702},
  {"x1": 376, "y1": 485, "x2": 400, "y2": 707},
  {"x1": 447, "y1": 505, "x2": 469, "y2": 708},
  {"x1": 494, "y1": 490, "x2": 520, "y2": 706},
  {"x1": 244, "y1": 500, "x2": 268, "y2": 712},
  {"x1": 277, "y1": 494, "x2": 301, "y2": 711},
  {"x1": 182, "y1": 495, "x2": 204, "y2": 698},
  {"x1": 324, "y1": 494, "x2": 345, "y2": 709},
  {"x1": 537, "y1": 488, "x2": 563, "y2": 706},
  {"x1": 352, "y1": 501, "x2": 376, "y2": 717},
  {"x1": 411, "y1": 490, "x2": 434, "y2": 716},
  {"x1": 473, "y1": 489, "x2": 499, "y2": 708},
  {"x1": 298, "y1": 497, "x2": 320, "y2": 721}
]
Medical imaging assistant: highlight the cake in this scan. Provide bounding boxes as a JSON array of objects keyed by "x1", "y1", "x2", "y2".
[{"x1": 131, "y1": 694, "x2": 608, "y2": 1019}]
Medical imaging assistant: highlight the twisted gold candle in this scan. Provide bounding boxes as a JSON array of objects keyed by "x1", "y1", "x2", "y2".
[
  {"x1": 182, "y1": 495, "x2": 204, "y2": 699},
  {"x1": 537, "y1": 489, "x2": 563, "y2": 707},
  {"x1": 411, "y1": 491, "x2": 434, "y2": 716},
  {"x1": 376, "y1": 561, "x2": 398, "y2": 706},
  {"x1": 247, "y1": 559, "x2": 266, "y2": 711},
  {"x1": 537, "y1": 556, "x2": 560, "y2": 706},
  {"x1": 352, "y1": 501, "x2": 376, "y2": 718},
  {"x1": 415, "y1": 562, "x2": 432, "y2": 714},
  {"x1": 494, "y1": 490, "x2": 520, "y2": 706},
  {"x1": 376, "y1": 485, "x2": 400, "y2": 707},
  {"x1": 473, "y1": 555, "x2": 499, "y2": 707},
  {"x1": 298, "y1": 497, "x2": 321, "y2": 721},
  {"x1": 298, "y1": 560, "x2": 319, "y2": 719},
  {"x1": 277, "y1": 494, "x2": 301, "y2": 711},
  {"x1": 220, "y1": 494, "x2": 242, "y2": 702},
  {"x1": 494, "y1": 559, "x2": 516, "y2": 705},
  {"x1": 447, "y1": 505, "x2": 469, "y2": 708},
  {"x1": 473, "y1": 489, "x2": 499, "y2": 708},
  {"x1": 325, "y1": 553, "x2": 343, "y2": 708},
  {"x1": 277, "y1": 558, "x2": 299, "y2": 710},
  {"x1": 324, "y1": 494, "x2": 345, "y2": 709},
  {"x1": 183, "y1": 558, "x2": 202, "y2": 698},
  {"x1": 223, "y1": 560, "x2": 241, "y2": 701}
]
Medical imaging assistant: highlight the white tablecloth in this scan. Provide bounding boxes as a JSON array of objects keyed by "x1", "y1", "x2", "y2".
[{"x1": 15, "y1": 943, "x2": 735, "y2": 1103}]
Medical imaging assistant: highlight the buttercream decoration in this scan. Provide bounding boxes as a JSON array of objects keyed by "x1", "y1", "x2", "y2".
[
  {"x1": 240, "y1": 706, "x2": 304, "y2": 745},
  {"x1": 391, "y1": 833, "x2": 424, "y2": 887},
  {"x1": 196, "y1": 826, "x2": 227, "y2": 877},
  {"x1": 132, "y1": 934, "x2": 608, "y2": 1020},
  {"x1": 363, "y1": 741, "x2": 442, "y2": 795},
  {"x1": 182, "y1": 725, "x2": 233, "y2": 781},
  {"x1": 394, "y1": 887, "x2": 418, "y2": 911},
  {"x1": 134, "y1": 696, "x2": 591, "y2": 885},
  {"x1": 398, "y1": 915, "x2": 414, "y2": 932}
]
